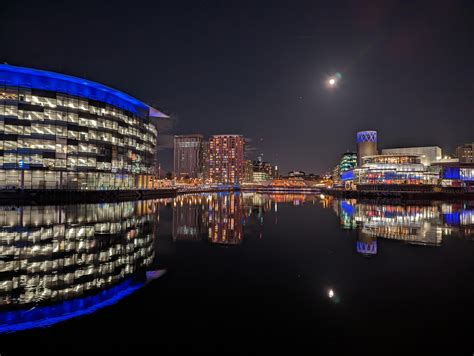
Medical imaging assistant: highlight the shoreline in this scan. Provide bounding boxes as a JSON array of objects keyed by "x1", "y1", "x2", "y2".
[
  {"x1": 0, "y1": 186, "x2": 238, "y2": 205},
  {"x1": 319, "y1": 187, "x2": 474, "y2": 201},
  {"x1": 0, "y1": 188, "x2": 178, "y2": 205},
  {"x1": 1, "y1": 185, "x2": 473, "y2": 205}
]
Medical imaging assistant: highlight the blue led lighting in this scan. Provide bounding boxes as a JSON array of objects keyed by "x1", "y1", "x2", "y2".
[
  {"x1": 340, "y1": 200, "x2": 354, "y2": 216},
  {"x1": 461, "y1": 210, "x2": 474, "y2": 224},
  {"x1": 460, "y1": 168, "x2": 474, "y2": 181},
  {"x1": 0, "y1": 278, "x2": 144, "y2": 334},
  {"x1": 443, "y1": 167, "x2": 461, "y2": 180},
  {"x1": 356, "y1": 241, "x2": 377, "y2": 255},
  {"x1": 356, "y1": 130, "x2": 377, "y2": 143},
  {"x1": 443, "y1": 212, "x2": 460, "y2": 226},
  {"x1": 0, "y1": 64, "x2": 150, "y2": 116},
  {"x1": 384, "y1": 171, "x2": 396, "y2": 180},
  {"x1": 341, "y1": 170, "x2": 354, "y2": 181}
]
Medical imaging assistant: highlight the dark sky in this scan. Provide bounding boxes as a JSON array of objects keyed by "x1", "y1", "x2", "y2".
[{"x1": 1, "y1": 0, "x2": 473, "y2": 174}]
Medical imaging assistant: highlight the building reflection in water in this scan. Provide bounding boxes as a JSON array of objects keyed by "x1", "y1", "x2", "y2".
[
  {"x1": 0, "y1": 200, "x2": 160, "y2": 314},
  {"x1": 173, "y1": 193, "x2": 246, "y2": 245},
  {"x1": 329, "y1": 197, "x2": 474, "y2": 256},
  {"x1": 172, "y1": 195, "x2": 207, "y2": 242},
  {"x1": 208, "y1": 193, "x2": 243, "y2": 245},
  {"x1": 171, "y1": 193, "x2": 321, "y2": 245},
  {"x1": 171, "y1": 193, "x2": 474, "y2": 258},
  {"x1": 4, "y1": 192, "x2": 471, "y2": 332}
]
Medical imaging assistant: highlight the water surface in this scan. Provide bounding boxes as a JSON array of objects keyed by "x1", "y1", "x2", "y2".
[{"x1": 1, "y1": 192, "x2": 474, "y2": 354}]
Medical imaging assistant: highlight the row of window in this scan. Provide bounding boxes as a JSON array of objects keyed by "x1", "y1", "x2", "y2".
[
  {"x1": 0, "y1": 87, "x2": 156, "y2": 134},
  {"x1": 0, "y1": 170, "x2": 155, "y2": 189},
  {"x1": 0, "y1": 155, "x2": 149, "y2": 171},
  {"x1": 0, "y1": 130, "x2": 154, "y2": 155},
  {"x1": 0, "y1": 108, "x2": 156, "y2": 146}
]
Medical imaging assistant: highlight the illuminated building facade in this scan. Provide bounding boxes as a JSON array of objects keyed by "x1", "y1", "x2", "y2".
[
  {"x1": 0, "y1": 64, "x2": 167, "y2": 190},
  {"x1": 252, "y1": 171, "x2": 270, "y2": 182},
  {"x1": 336, "y1": 152, "x2": 357, "y2": 188},
  {"x1": 173, "y1": 135, "x2": 203, "y2": 178},
  {"x1": 0, "y1": 200, "x2": 157, "y2": 308},
  {"x1": 456, "y1": 143, "x2": 474, "y2": 163},
  {"x1": 209, "y1": 135, "x2": 245, "y2": 184},
  {"x1": 382, "y1": 146, "x2": 442, "y2": 166},
  {"x1": 356, "y1": 154, "x2": 439, "y2": 185},
  {"x1": 356, "y1": 130, "x2": 378, "y2": 166},
  {"x1": 288, "y1": 170, "x2": 305, "y2": 178},
  {"x1": 332, "y1": 165, "x2": 341, "y2": 185},
  {"x1": 432, "y1": 161, "x2": 474, "y2": 185},
  {"x1": 243, "y1": 159, "x2": 253, "y2": 182},
  {"x1": 339, "y1": 152, "x2": 357, "y2": 172},
  {"x1": 251, "y1": 156, "x2": 273, "y2": 180},
  {"x1": 201, "y1": 141, "x2": 210, "y2": 180}
]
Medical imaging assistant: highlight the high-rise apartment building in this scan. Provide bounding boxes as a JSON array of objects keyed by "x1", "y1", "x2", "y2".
[
  {"x1": 173, "y1": 135, "x2": 203, "y2": 178},
  {"x1": 209, "y1": 135, "x2": 245, "y2": 184},
  {"x1": 200, "y1": 140, "x2": 210, "y2": 180}
]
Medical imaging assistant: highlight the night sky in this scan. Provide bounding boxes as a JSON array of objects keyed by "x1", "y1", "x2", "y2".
[{"x1": 1, "y1": 0, "x2": 473, "y2": 174}]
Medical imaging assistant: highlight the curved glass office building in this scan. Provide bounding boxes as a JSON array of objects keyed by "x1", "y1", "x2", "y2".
[{"x1": 0, "y1": 64, "x2": 167, "y2": 190}]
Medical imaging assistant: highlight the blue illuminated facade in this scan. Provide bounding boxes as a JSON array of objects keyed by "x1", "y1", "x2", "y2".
[
  {"x1": 441, "y1": 166, "x2": 474, "y2": 182},
  {"x1": 443, "y1": 212, "x2": 461, "y2": 225},
  {"x1": 341, "y1": 169, "x2": 354, "y2": 181},
  {"x1": 0, "y1": 64, "x2": 168, "y2": 189},
  {"x1": 0, "y1": 64, "x2": 155, "y2": 116},
  {"x1": 442, "y1": 167, "x2": 461, "y2": 180},
  {"x1": 356, "y1": 130, "x2": 377, "y2": 144}
]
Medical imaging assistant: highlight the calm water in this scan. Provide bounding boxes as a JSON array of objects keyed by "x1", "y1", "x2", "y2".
[{"x1": 1, "y1": 192, "x2": 474, "y2": 354}]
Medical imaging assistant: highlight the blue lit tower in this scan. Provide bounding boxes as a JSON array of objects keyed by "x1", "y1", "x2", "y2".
[{"x1": 356, "y1": 130, "x2": 378, "y2": 166}]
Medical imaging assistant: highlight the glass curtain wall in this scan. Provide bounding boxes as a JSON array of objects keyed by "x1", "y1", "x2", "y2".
[{"x1": 0, "y1": 86, "x2": 158, "y2": 190}]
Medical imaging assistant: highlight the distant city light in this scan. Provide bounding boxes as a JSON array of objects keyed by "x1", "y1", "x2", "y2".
[
  {"x1": 328, "y1": 78, "x2": 336, "y2": 86},
  {"x1": 328, "y1": 289, "x2": 334, "y2": 298}
]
